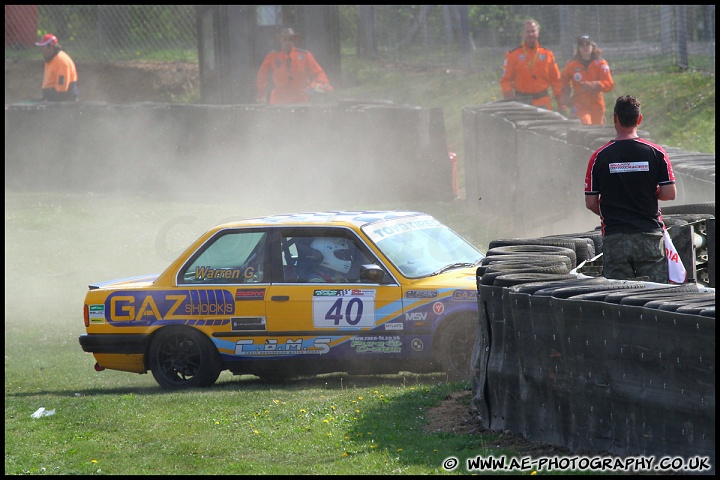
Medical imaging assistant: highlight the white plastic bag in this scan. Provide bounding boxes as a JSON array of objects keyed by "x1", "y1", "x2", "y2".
[
  {"x1": 31, "y1": 407, "x2": 56, "y2": 418},
  {"x1": 663, "y1": 228, "x2": 687, "y2": 284}
]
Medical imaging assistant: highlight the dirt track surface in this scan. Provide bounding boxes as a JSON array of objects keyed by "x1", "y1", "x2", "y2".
[
  {"x1": 424, "y1": 390, "x2": 577, "y2": 458},
  {"x1": 5, "y1": 60, "x2": 199, "y2": 104}
]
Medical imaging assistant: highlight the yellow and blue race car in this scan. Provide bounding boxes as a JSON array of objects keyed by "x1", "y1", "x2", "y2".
[{"x1": 79, "y1": 211, "x2": 485, "y2": 389}]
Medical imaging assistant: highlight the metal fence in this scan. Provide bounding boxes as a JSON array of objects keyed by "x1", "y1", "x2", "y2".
[{"x1": 5, "y1": 5, "x2": 715, "y2": 72}]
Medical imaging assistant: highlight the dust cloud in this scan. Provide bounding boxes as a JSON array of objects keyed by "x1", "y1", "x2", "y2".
[{"x1": 4, "y1": 101, "x2": 464, "y2": 340}]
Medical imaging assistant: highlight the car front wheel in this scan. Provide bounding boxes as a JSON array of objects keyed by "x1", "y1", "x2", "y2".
[
  {"x1": 434, "y1": 313, "x2": 477, "y2": 382},
  {"x1": 148, "y1": 326, "x2": 223, "y2": 389}
]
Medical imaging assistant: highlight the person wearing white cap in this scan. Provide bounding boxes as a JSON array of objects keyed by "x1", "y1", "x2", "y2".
[
  {"x1": 36, "y1": 33, "x2": 79, "y2": 102},
  {"x1": 256, "y1": 27, "x2": 332, "y2": 104}
]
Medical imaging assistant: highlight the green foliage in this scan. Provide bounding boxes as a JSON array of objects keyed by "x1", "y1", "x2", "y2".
[{"x1": 611, "y1": 70, "x2": 715, "y2": 153}]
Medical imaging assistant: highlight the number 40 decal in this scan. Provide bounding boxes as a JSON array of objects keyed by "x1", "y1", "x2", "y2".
[{"x1": 312, "y1": 294, "x2": 375, "y2": 328}]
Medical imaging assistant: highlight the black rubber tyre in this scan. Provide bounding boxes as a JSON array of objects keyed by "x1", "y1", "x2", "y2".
[
  {"x1": 698, "y1": 307, "x2": 715, "y2": 318},
  {"x1": 148, "y1": 326, "x2": 223, "y2": 390},
  {"x1": 663, "y1": 213, "x2": 714, "y2": 224},
  {"x1": 492, "y1": 272, "x2": 578, "y2": 287},
  {"x1": 486, "y1": 245, "x2": 577, "y2": 268},
  {"x1": 480, "y1": 254, "x2": 573, "y2": 270},
  {"x1": 488, "y1": 239, "x2": 579, "y2": 265},
  {"x1": 620, "y1": 290, "x2": 702, "y2": 306},
  {"x1": 533, "y1": 281, "x2": 642, "y2": 298},
  {"x1": 563, "y1": 230, "x2": 603, "y2": 255},
  {"x1": 509, "y1": 277, "x2": 609, "y2": 294},
  {"x1": 604, "y1": 284, "x2": 699, "y2": 304},
  {"x1": 476, "y1": 258, "x2": 569, "y2": 276},
  {"x1": 481, "y1": 264, "x2": 570, "y2": 285},
  {"x1": 654, "y1": 294, "x2": 717, "y2": 312},
  {"x1": 539, "y1": 236, "x2": 596, "y2": 263},
  {"x1": 661, "y1": 202, "x2": 715, "y2": 215},
  {"x1": 434, "y1": 313, "x2": 477, "y2": 382},
  {"x1": 675, "y1": 301, "x2": 717, "y2": 315},
  {"x1": 644, "y1": 293, "x2": 716, "y2": 311},
  {"x1": 662, "y1": 217, "x2": 689, "y2": 228}
]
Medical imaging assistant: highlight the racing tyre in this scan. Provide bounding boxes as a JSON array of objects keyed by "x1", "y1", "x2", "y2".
[
  {"x1": 486, "y1": 245, "x2": 577, "y2": 268},
  {"x1": 434, "y1": 313, "x2": 477, "y2": 382},
  {"x1": 661, "y1": 202, "x2": 715, "y2": 216},
  {"x1": 699, "y1": 307, "x2": 715, "y2": 318},
  {"x1": 492, "y1": 273, "x2": 577, "y2": 287},
  {"x1": 480, "y1": 255, "x2": 573, "y2": 270},
  {"x1": 148, "y1": 326, "x2": 223, "y2": 390}
]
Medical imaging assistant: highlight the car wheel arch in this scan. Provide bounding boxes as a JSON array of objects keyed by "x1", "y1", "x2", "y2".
[
  {"x1": 432, "y1": 310, "x2": 478, "y2": 382},
  {"x1": 146, "y1": 324, "x2": 225, "y2": 389}
]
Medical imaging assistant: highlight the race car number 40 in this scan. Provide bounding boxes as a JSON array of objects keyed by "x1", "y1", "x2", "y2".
[{"x1": 312, "y1": 289, "x2": 376, "y2": 328}]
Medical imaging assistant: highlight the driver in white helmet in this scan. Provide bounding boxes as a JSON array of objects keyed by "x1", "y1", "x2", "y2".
[{"x1": 304, "y1": 237, "x2": 354, "y2": 282}]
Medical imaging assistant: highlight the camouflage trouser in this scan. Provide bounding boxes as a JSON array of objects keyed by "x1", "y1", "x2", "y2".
[{"x1": 602, "y1": 231, "x2": 668, "y2": 283}]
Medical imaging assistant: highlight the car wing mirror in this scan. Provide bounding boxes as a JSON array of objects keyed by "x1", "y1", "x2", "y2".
[{"x1": 359, "y1": 264, "x2": 389, "y2": 284}]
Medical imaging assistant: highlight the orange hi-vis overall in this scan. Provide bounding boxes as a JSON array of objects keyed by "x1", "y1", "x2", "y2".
[
  {"x1": 41, "y1": 50, "x2": 78, "y2": 101},
  {"x1": 560, "y1": 58, "x2": 614, "y2": 125},
  {"x1": 257, "y1": 47, "x2": 330, "y2": 105},
  {"x1": 500, "y1": 42, "x2": 562, "y2": 111}
]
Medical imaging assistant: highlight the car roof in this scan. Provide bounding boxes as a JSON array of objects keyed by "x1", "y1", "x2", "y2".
[{"x1": 215, "y1": 210, "x2": 427, "y2": 229}]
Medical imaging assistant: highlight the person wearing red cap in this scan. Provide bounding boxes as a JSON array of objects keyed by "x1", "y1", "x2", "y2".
[
  {"x1": 560, "y1": 35, "x2": 614, "y2": 124},
  {"x1": 36, "y1": 33, "x2": 79, "y2": 102},
  {"x1": 256, "y1": 27, "x2": 332, "y2": 105}
]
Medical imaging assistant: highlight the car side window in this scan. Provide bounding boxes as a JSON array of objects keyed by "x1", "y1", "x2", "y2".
[
  {"x1": 179, "y1": 231, "x2": 267, "y2": 284},
  {"x1": 281, "y1": 233, "x2": 373, "y2": 284}
]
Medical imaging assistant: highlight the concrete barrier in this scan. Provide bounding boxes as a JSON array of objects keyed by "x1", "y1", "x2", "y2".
[{"x1": 5, "y1": 102, "x2": 454, "y2": 205}]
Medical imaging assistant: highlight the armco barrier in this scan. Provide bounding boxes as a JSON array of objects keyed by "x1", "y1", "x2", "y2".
[
  {"x1": 4, "y1": 102, "x2": 454, "y2": 205},
  {"x1": 472, "y1": 272, "x2": 715, "y2": 472}
]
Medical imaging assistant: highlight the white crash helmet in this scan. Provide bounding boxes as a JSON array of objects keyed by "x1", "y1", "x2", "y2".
[{"x1": 310, "y1": 237, "x2": 352, "y2": 274}]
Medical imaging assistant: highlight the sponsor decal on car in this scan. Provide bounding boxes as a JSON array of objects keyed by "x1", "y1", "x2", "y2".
[
  {"x1": 365, "y1": 216, "x2": 442, "y2": 242},
  {"x1": 231, "y1": 317, "x2": 267, "y2": 331},
  {"x1": 235, "y1": 288, "x2": 265, "y2": 300},
  {"x1": 405, "y1": 290, "x2": 438, "y2": 299},
  {"x1": 106, "y1": 289, "x2": 235, "y2": 325},
  {"x1": 235, "y1": 338, "x2": 331, "y2": 355},
  {"x1": 194, "y1": 265, "x2": 257, "y2": 281},
  {"x1": 350, "y1": 335, "x2": 402, "y2": 353},
  {"x1": 384, "y1": 322, "x2": 403, "y2": 330},
  {"x1": 405, "y1": 311, "x2": 428, "y2": 321},
  {"x1": 88, "y1": 304, "x2": 105, "y2": 324},
  {"x1": 452, "y1": 290, "x2": 477, "y2": 301}
]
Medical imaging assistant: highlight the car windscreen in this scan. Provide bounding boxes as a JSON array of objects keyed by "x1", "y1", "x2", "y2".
[{"x1": 362, "y1": 215, "x2": 483, "y2": 278}]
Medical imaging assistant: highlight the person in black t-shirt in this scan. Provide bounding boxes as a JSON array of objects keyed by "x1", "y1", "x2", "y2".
[{"x1": 584, "y1": 95, "x2": 676, "y2": 282}]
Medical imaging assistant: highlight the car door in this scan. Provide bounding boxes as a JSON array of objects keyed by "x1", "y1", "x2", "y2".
[
  {"x1": 177, "y1": 228, "x2": 269, "y2": 357},
  {"x1": 263, "y1": 227, "x2": 404, "y2": 362}
]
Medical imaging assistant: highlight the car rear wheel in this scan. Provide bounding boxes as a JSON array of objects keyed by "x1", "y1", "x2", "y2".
[
  {"x1": 434, "y1": 313, "x2": 477, "y2": 382},
  {"x1": 148, "y1": 326, "x2": 223, "y2": 389}
]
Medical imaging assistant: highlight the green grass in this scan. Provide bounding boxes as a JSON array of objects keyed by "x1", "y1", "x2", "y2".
[{"x1": 3, "y1": 192, "x2": 517, "y2": 475}]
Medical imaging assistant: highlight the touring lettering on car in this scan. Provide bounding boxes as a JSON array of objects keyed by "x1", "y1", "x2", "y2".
[{"x1": 79, "y1": 211, "x2": 485, "y2": 389}]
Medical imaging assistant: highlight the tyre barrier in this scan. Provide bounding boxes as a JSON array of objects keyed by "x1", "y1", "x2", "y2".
[
  {"x1": 471, "y1": 233, "x2": 715, "y2": 471},
  {"x1": 480, "y1": 254, "x2": 574, "y2": 271},
  {"x1": 486, "y1": 244, "x2": 578, "y2": 268}
]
